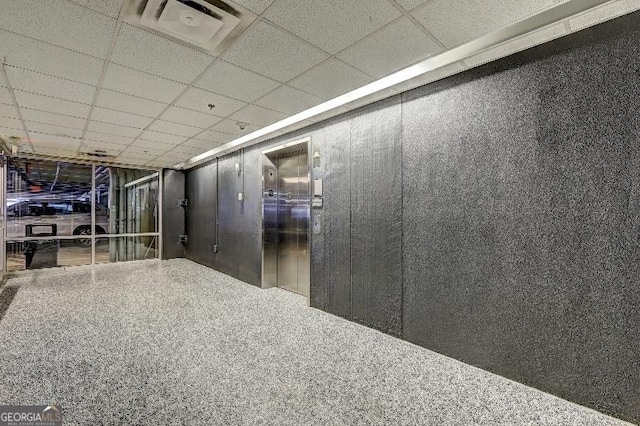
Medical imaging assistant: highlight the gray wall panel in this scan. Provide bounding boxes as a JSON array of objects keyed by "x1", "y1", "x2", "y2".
[
  {"x1": 310, "y1": 120, "x2": 352, "y2": 316},
  {"x1": 236, "y1": 147, "x2": 264, "y2": 286},
  {"x1": 401, "y1": 16, "x2": 640, "y2": 422},
  {"x1": 350, "y1": 97, "x2": 403, "y2": 336},
  {"x1": 215, "y1": 154, "x2": 241, "y2": 278},
  {"x1": 161, "y1": 169, "x2": 185, "y2": 259},
  {"x1": 184, "y1": 162, "x2": 217, "y2": 267}
]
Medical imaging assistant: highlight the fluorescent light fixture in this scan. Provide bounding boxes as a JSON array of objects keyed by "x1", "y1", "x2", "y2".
[
  {"x1": 262, "y1": 138, "x2": 310, "y2": 155},
  {"x1": 174, "y1": 0, "x2": 616, "y2": 170},
  {"x1": 124, "y1": 172, "x2": 160, "y2": 188}
]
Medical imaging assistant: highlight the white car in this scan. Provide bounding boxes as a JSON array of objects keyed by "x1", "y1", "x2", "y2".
[{"x1": 6, "y1": 200, "x2": 109, "y2": 244}]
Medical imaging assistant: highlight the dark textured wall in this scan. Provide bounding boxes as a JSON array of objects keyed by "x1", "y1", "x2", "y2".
[
  {"x1": 350, "y1": 99, "x2": 403, "y2": 336},
  {"x1": 235, "y1": 148, "x2": 263, "y2": 286},
  {"x1": 185, "y1": 150, "x2": 263, "y2": 286},
  {"x1": 309, "y1": 119, "x2": 351, "y2": 317},
  {"x1": 184, "y1": 162, "x2": 216, "y2": 267},
  {"x1": 214, "y1": 154, "x2": 241, "y2": 278},
  {"x1": 402, "y1": 15, "x2": 640, "y2": 422},
  {"x1": 161, "y1": 169, "x2": 185, "y2": 259},
  {"x1": 181, "y1": 12, "x2": 640, "y2": 423}
]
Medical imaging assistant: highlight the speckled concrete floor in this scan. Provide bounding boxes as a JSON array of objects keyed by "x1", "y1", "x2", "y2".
[{"x1": 0, "y1": 259, "x2": 631, "y2": 425}]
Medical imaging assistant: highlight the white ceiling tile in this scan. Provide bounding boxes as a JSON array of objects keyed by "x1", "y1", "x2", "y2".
[
  {"x1": 122, "y1": 144, "x2": 160, "y2": 155},
  {"x1": 5, "y1": 68, "x2": 96, "y2": 104},
  {"x1": 21, "y1": 109, "x2": 86, "y2": 129},
  {"x1": 155, "y1": 149, "x2": 190, "y2": 159},
  {"x1": 182, "y1": 138, "x2": 212, "y2": 149},
  {"x1": 254, "y1": 85, "x2": 321, "y2": 115},
  {"x1": 0, "y1": 130, "x2": 28, "y2": 141},
  {"x1": 95, "y1": 89, "x2": 167, "y2": 118},
  {"x1": 29, "y1": 132, "x2": 82, "y2": 149},
  {"x1": 102, "y1": 64, "x2": 187, "y2": 103},
  {"x1": 33, "y1": 146, "x2": 79, "y2": 157},
  {"x1": 91, "y1": 107, "x2": 153, "y2": 129},
  {"x1": 87, "y1": 121, "x2": 140, "y2": 138},
  {"x1": 84, "y1": 131, "x2": 134, "y2": 146},
  {"x1": 392, "y1": 62, "x2": 467, "y2": 93},
  {"x1": 26, "y1": 122, "x2": 83, "y2": 138},
  {"x1": 119, "y1": 156, "x2": 154, "y2": 165},
  {"x1": 14, "y1": 91, "x2": 91, "y2": 119},
  {"x1": 110, "y1": 24, "x2": 214, "y2": 83},
  {"x1": 0, "y1": 0, "x2": 117, "y2": 57},
  {"x1": 169, "y1": 145, "x2": 206, "y2": 156},
  {"x1": 82, "y1": 139, "x2": 128, "y2": 151},
  {"x1": 0, "y1": 31, "x2": 104, "y2": 85},
  {"x1": 182, "y1": 138, "x2": 226, "y2": 152},
  {"x1": 396, "y1": 0, "x2": 429, "y2": 11},
  {"x1": 337, "y1": 17, "x2": 443, "y2": 78},
  {"x1": 133, "y1": 144, "x2": 177, "y2": 158},
  {"x1": 67, "y1": 0, "x2": 123, "y2": 18},
  {"x1": 159, "y1": 106, "x2": 222, "y2": 129},
  {"x1": 263, "y1": 0, "x2": 401, "y2": 54},
  {"x1": 229, "y1": 104, "x2": 287, "y2": 126},
  {"x1": 463, "y1": 23, "x2": 566, "y2": 69},
  {"x1": 125, "y1": 143, "x2": 168, "y2": 155},
  {"x1": 569, "y1": 0, "x2": 638, "y2": 31},
  {"x1": 139, "y1": 130, "x2": 187, "y2": 145},
  {"x1": 189, "y1": 130, "x2": 235, "y2": 144},
  {"x1": 222, "y1": 21, "x2": 329, "y2": 82},
  {"x1": 0, "y1": 86, "x2": 12, "y2": 104},
  {"x1": 230, "y1": 0, "x2": 275, "y2": 14},
  {"x1": 120, "y1": 145, "x2": 159, "y2": 161},
  {"x1": 0, "y1": 104, "x2": 18, "y2": 119},
  {"x1": 0, "y1": 116, "x2": 24, "y2": 131},
  {"x1": 120, "y1": 153, "x2": 163, "y2": 164},
  {"x1": 147, "y1": 120, "x2": 203, "y2": 138},
  {"x1": 117, "y1": 151, "x2": 155, "y2": 162},
  {"x1": 289, "y1": 59, "x2": 372, "y2": 99},
  {"x1": 174, "y1": 87, "x2": 246, "y2": 117},
  {"x1": 210, "y1": 119, "x2": 257, "y2": 135},
  {"x1": 194, "y1": 60, "x2": 280, "y2": 103},
  {"x1": 411, "y1": 0, "x2": 564, "y2": 48},
  {"x1": 162, "y1": 156, "x2": 184, "y2": 166}
]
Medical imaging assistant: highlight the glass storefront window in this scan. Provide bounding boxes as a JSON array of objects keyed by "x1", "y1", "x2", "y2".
[
  {"x1": 6, "y1": 160, "x2": 93, "y2": 239},
  {"x1": 4, "y1": 158, "x2": 161, "y2": 272},
  {"x1": 95, "y1": 236, "x2": 158, "y2": 263},
  {"x1": 94, "y1": 166, "x2": 159, "y2": 235},
  {"x1": 7, "y1": 240, "x2": 92, "y2": 272}
]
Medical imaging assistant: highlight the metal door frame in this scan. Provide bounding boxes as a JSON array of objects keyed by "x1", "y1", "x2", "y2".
[{"x1": 261, "y1": 137, "x2": 311, "y2": 297}]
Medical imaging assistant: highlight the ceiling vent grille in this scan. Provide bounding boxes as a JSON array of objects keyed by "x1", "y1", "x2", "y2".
[
  {"x1": 82, "y1": 150, "x2": 117, "y2": 160},
  {"x1": 124, "y1": 0, "x2": 253, "y2": 54}
]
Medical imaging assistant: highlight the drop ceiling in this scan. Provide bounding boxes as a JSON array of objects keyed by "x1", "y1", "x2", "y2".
[{"x1": 0, "y1": 0, "x2": 638, "y2": 169}]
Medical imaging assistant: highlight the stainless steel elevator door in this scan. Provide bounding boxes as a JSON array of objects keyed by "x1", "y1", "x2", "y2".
[{"x1": 275, "y1": 150, "x2": 310, "y2": 297}]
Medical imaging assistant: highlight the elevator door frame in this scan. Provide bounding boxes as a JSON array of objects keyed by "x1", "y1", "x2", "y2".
[{"x1": 261, "y1": 137, "x2": 311, "y2": 299}]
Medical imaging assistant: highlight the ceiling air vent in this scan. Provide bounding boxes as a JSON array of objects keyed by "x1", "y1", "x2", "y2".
[
  {"x1": 83, "y1": 150, "x2": 116, "y2": 160},
  {"x1": 125, "y1": 0, "x2": 252, "y2": 54}
]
